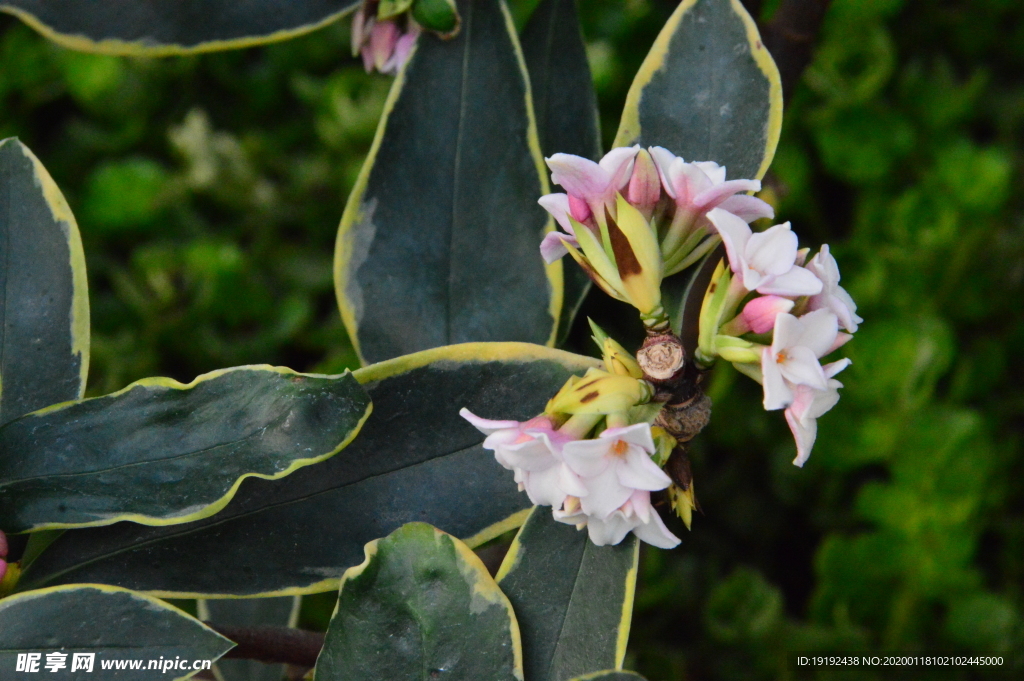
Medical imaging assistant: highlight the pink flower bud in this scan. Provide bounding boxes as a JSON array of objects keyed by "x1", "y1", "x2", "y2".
[
  {"x1": 627, "y1": 149, "x2": 661, "y2": 219},
  {"x1": 366, "y1": 20, "x2": 401, "y2": 72},
  {"x1": 0, "y1": 559, "x2": 7, "y2": 583},
  {"x1": 742, "y1": 295, "x2": 795, "y2": 334},
  {"x1": 567, "y1": 193, "x2": 592, "y2": 224}
]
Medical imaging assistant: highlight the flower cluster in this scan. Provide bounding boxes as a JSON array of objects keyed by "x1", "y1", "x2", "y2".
[
  {"x1": 538, "y1": 146, "x2": 773, "y2": 329},
  {"x1": 352, "y1": 0, "x2": 420, "y2": 75},
  {"x1": 697, "y1": 209, "x2": 862, "y2": 465},
  {"x1": 461, "y1": 333, "x2": 682, "y2": 548}
]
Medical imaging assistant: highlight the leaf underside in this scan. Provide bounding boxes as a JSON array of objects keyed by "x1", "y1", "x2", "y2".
[
  {"x1": 335, "y1": 0, "x2": 557, "y2": 365},
  {"x1": 18, "y1": 343, "x2": 598, "y2": 598}
]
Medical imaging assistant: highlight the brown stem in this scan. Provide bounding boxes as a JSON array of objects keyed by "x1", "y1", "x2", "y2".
[{"x1": 204, "y1": 623, "x2": 325, "y2": 668}]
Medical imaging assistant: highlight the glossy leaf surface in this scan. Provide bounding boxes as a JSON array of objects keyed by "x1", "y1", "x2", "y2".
[
  {"x1": 520, "y1": 0, "x2": 600, "y2": 344},
  {"x1": 496, "y1": 507, "x2": 639, "y2": 681},
  {"x1": 0, "y1": 585, "x2": 233, "y2": 679},
  {"x1": 198, "y1": 596, "x2": 299, "y2": 681},
  {"x1": 0, "y1": 1, "x2": 360, "y2": 55},
  {"x1": 613, "y1": 0, "x2": 783, "y2": 181},
  {"x1": 0, "y1": 138, "x2": 88, "y2": 428},
  {"x1": 0, "y1": 366, "x2": 371, "y2": 533},
  {"x1": 315, "y1": 523, "x2": 522, "y2": 681},
  {"x1": 19, "y1": 343, "x2": 598, "y2": 597},
  {"x1": 335, "y1": 0, "x2": 559, "y2": 365}
]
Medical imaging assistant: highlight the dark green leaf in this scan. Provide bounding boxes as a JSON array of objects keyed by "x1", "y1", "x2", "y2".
[
  {"x1": 567, "y1": 672, "x2": 647, "y2": 681},
  {"x1": 0, "y1": 585, "x2": 233, "y2": 679},
  {"x1": 0, "y1": 1, "x2": 360, "y2": 55},
  {"x1": 335, "y1": 0, "x2": 560, "y2": 365},
  {"x1": 412, "y1": 0, "x2": 459, "y2": 35},
  {"x1": 0, "y1": 366, "x2": 371, "y2": 533},
  {"x1": 0, "y1": 138, "x2": 88, "y2": 427},
  {"x1": 18, "y1": 343, "x2": 598, "y2": 597},
  {"x1": 520, "y1": 0, "x2": 600, "y2": 344},
  {"x1": 661, "y1": 246, "x2": 723, "y2": 353},
  {"x1": 315, "y1": 523, "x2": 522, "y2": 681},
  {"x1": 613, "y1": 0, "x2": 783, "y2": 180},
  {"x1": 199, "y1": 596, "x2": 300, "y2": 681},
  {"x1": 496, "y1": 507, "x2": 639, "y2": 681}
]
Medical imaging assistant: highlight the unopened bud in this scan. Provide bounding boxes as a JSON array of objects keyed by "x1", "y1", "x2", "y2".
[
  {"x1": 627, "y1": 149, "x2": 661, "y2": 220},
  {"x1": 741, "y1": 295, "x2": 794, "y2": 334},
  {"x1": 548, "y1": 368, "x2": 653, "y2": 415}
]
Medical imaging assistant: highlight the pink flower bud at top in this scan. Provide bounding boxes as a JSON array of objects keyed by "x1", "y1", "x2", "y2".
[
  {"x1": 368, "y1": 20, "x2": 401, "y2": 72},
  {"x1": 742, "y1": 295, "x2": 795, "y2": 334},
  {"x1": 627, "y1": 149, "x2": 661, "y2": 220}
]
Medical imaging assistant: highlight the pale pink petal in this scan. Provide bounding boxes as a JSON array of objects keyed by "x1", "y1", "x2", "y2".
[
  {"x1": 742, "y1": 295, "x2": 794, "y2": 334},
  {"x1": 369, "y1": 21, "x2": 400, "y2": 71},
  {"x1": 562, "y1": 439, "x2": 614, "y2": 478},
  {"x1": 628, "y1": 150, "x2": 661, "y2": 216},
  {"x1": 558, "y1": 465, "x2": 589, "y2": 497},
  {"x1": 522, "y1": 465, "x2": 567, "y2": 507},
  {"x1": 667, "y1": 159, "x2": 713, "y2": 205},
  {"x1": 500, "y1": 439, "x2": 557, "y2": 472},
  {"x1": 598, "y1": 146, "x2": 640, "y2": 188},
  {"x1": 649, "y1": 146, "x2": 681, "y2": 198},
  {"x1": 694, "y1": 161, "x2": 727, "y2": 185},
  {"x1": 823, "y1": 358, "x2": 851, "y2": 378},
  {"x1": 600, "y1": 423, "x2": 656, "y2": 453},
  {"x1": 351, "y1": 8, "x2": 370, "y2": 51},
  {"x1": 0, "y1": 559, "x2": 7, "y2": 583},
  {"x1": 693, "y1": 179, "x2": 761, "y2": 211},
  {"x1": 828, "y1": 332, "x2": 853, "y2": 354},
  {"x1": 785, "y1": 406, "x2": 817, "y2": 467},
  {"x1": 578, "y1": 470, "x2": 633, "y2": 519},
  {"x1": 540, "y1": 231, "x2": 574, "y2": 263},
  {"x1": 771, "y1": 312, "x2": 803, "y2": 351},
  {"x1": 617, "y1": 447, "x2": 672, "y2": 491},
  {"x1": 546, "y1": 154, "x2": 610, "y2": 199},
  {"x1": 586, "y1": 511, "x2": 635, "y2": 546},
  {"x1": 778, "y1": 346, "x2": 828, "y2": 390},
  {"x1": 460, "y1": 408, "x2": 519, "y2": 434},
  {"x1": 708, "y1": 208, "x2": 752, "y2": 275},
  {"x1": 757, "y1": 265, "x2": 823, "y2": 297},
  {"x1": 746, "y1": 223, "x2": 798, "y2": 279},
  {"x1": 762, "y1": 346, "x2": 794, "y2": 410},
  {"x1": 538, "y1": 193, "x2": 575, "y2": 234},
  {"x1": 628, "y1": 489, "x2": 653, "y2": 523},
  {"x1": 632, "y1": 509, "x2": 681, "y2": 548},
  {"x1": 382, "y1": 29, "x2": 418, "y2": 74},
  {"x1": 793, "y1": 309, "x2": 839, "y2": 358},
  {"x1": 717, "y1": 194, "x2": 775, "y2": 223}
]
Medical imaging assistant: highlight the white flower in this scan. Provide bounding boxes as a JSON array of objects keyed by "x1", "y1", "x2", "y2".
[
  {"x1": 785, "y1": 359, "x2": 851, "y2": 466},
  {"x1": 460, "y1": 409, "x2": 576, "y2": 508},
  {"x1": 648, "y1": 148, "x2": 774, "y2": 224},
  {"x1": 560, "y1": 423, "x2": 672, "y2": 518},
  {"x1": 710, "y1": 209, "x2": 823, "y2": 297},
  {"x1": 806, "y1": 245, "x2": 863, "y2": 333},
  {"x1": 761, "y1": 310, "x2": 840, "y2": 410},
  {"x1": 554, "y1": 491, "x2": 680, "y2": 548}
]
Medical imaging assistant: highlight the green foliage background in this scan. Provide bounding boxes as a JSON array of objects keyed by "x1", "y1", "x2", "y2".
[{"x1": 2, "y1": 0, "x2": 1022, "y2": 678}]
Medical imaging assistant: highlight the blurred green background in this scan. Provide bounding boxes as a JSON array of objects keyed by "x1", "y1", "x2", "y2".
[{"x1": 2, "y1": 0, "x2": 1022, "y2": 678}]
